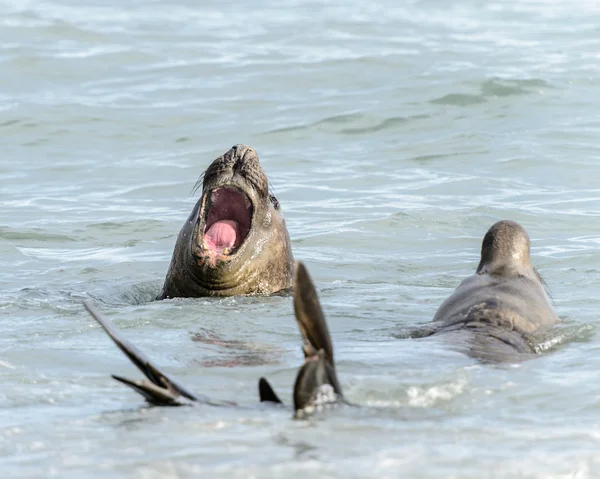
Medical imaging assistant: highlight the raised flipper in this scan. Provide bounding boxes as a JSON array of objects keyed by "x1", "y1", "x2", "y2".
[
  {"x1": 293, "y1": 262, "x2": 342, "y2": 396},
  {"x1": 292, "y1": 262, "x2": 343, "y2": 414},
  {"x1": 83, "y1": 300, "x2": 209, "y2": 406},
  {"x1": 256, "y1": 261, "x2": 344, "y2": 414}
]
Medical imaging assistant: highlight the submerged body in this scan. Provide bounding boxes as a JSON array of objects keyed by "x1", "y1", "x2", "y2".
[
  {"x1": 158, "y1": 144, "x2": 294, "y2": 299},
  {"x1": 85, "y1": 261, "x2": 342, "y2": 417},
  {"x1": 428, "y1": 220, "x2": 559, "y2": 361}
]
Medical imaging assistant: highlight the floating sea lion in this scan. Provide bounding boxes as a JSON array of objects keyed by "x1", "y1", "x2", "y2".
[
  {"x1": 84, "y1": 261, "x2": 343, "y2": 416},
  {"x1": 421, "y1": 220, "x2": 559, "y2": 361},
  {"x1": 157, "y1": 144, "x2": 294, "y2": 299}
]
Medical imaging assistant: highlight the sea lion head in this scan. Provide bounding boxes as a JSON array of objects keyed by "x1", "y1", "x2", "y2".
[
  {"x1": 158, "y1": 145, "x2": 294, "y2": 298},
  {"x1": 476, "y1": 220, "x2": 536, "y2": 279}
]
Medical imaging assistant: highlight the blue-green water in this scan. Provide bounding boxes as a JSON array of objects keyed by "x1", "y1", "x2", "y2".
[{"x1": 2, "y1": 1, "x2": 600, "y2": 477}]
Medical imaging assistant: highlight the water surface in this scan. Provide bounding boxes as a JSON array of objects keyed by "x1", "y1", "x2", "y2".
[{"x1": 2, "y1": 0, "x2": 600, "y2": 477}]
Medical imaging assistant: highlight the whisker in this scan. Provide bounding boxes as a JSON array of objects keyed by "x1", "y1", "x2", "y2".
[{"x1": 190, "y1": 171, "x2": 206, "y2": 197}]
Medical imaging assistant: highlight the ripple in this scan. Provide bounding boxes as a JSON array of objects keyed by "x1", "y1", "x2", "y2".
[
  {"x1": 406, "y1": 376, "x2": 469, "y2": 408},
  {"x1": 2, "y1": 0, "x2": 600, "y2": 476},
  {"x1": 431, "y1": 93, "x2": 486, "y2": 106},
  {"x1": 263, "y1": 112, "x2": 429, "y2": 136},
  {"x1": 431, "y1": 77, "x2": 553, "y2": 106},
  {"x1": 0, "y1": 227, "x2": 76, "y2": 243},
  {"x1": 480, "y1": 77, "x2": 553, "y2": 96},
  {"x1": 16, "y1": 246, "x2": 160, "y2": 263},
  {"x1": 528, "y1": 323, "x2": 596, "y2": 354}
]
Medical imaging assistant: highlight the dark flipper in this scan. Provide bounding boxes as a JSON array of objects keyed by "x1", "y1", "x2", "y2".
[
  {"x1": 291, "y1": 262, "x2": 343, "y2": 415},
  {"x1": 112, "y1": 375, "x2": 185, "y2": 406},
  {"x1": 83, "y1": 300, "x2": 208, "y2": 406},
  {"x1": 293, "y1": 262, "x2": 342, "y2": 396},
  {"x1": 293, "y1": 262, "x2": 335, "y2": 363},
  {"x1": 258, "y1": 377, "x2": 283, "y2": 404},
  {"x1": 293, "y1": 349, "x2": 331, "y2": 411}
]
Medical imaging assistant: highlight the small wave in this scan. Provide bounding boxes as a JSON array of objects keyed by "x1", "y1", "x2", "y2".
[
  {"x1": 352, "y1": 373, "x2": 470, "y2": 410},
  {"x1": 340, "y1": 117, "x2": 409, "y2": 135},
  {"x1": 263, "y1": 112, "x2": 427, "y2": 137},
  {"x1": 431, "y1": 93, "x2": 486, "y2": 106},
  {"x1": 0, "y1": 226, "x2": 76, "y2": 243},
  {"x1": 17, "y1": 246, "x2": 161, "y2": 263},
  {"x1": 113, "y1": 280, "x2": 163, "y2": 306},
  {"x1": 481, "y1": 78, "x2": 553, "y2": 97},
  {"x1": 0, "y1": 360, "x2": 16, "y2": 370},
  {"x1": 431, "y1": 77, "x2": 553, "y2": 106},
  {"x1": 263, "y1": 112, "x2": 363, "y2": 135},
  {"x1": 406, "y1": 376, "x2": 468, "y2": 408},
  {"x1": 527, "y1": 323, "x2": 596, "y2": 354}
]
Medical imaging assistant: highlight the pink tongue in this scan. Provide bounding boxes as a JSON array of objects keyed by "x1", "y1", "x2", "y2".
[{"x1": 205, "y1": 220, "x2": 240, "y2": 251}]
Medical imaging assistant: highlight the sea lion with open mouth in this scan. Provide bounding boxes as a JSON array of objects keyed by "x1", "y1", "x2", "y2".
[
  {"x1": 83, "y1": 261, "x2": 344, "y2": 417},
  {"x1": 418, "y1": 220, "x2": 559, "y2": 361},
  {"x1": 157, "y1": 144, "x2": 294, "y2": 299}
]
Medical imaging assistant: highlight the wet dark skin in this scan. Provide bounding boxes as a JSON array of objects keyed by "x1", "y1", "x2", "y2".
[
  {"x1": 261, "y1": 261, "x2": 344, "y2": 415},
  {"x1": 158, "y1": 144, "x2": 294, "y2": 299},
  {"x1": 425, "y1": 220, "x2": 559, "y2": 361}
]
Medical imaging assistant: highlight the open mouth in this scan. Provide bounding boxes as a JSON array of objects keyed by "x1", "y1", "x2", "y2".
[{"x1": 202, "y1": 187, "x2": 252, "y2": 255}]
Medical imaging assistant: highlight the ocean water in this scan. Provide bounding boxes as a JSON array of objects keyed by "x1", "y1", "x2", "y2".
[{"x1": 2, "y1": 0, "x2": 600, "y2": 477}]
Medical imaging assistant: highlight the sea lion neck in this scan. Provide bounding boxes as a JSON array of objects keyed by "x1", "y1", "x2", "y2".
[{"x1": 476, "y1": 220, "x2": 532, "y2": 277}]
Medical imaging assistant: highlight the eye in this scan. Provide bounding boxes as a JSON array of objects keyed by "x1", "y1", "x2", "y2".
[{"x1": 269, "y1": 194, "x2": 280, "y2": 210}]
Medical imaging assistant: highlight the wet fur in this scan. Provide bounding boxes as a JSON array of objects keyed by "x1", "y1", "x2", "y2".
[
  {"x1": 426, "y1": 220, "x2": 559, "y2": 361},
  {"x1": 158, "y1": 144, "x2": 294, "y2": 299}
]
